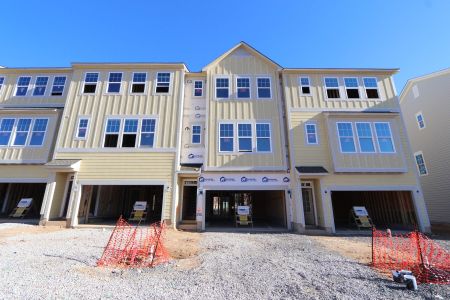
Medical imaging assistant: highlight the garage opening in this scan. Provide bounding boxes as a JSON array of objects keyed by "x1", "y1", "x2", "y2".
[
  {"x1": 77, "y1": 185, "x2": 164, "y2": 224},
  {"x1": 205, "y1": 190, "x2": 286, "y2": 228},
  {"x1": 331, "y1": 191, "x2": 417, "y2": 230},
  {"x1": 0, "y1": 183, "x2": 46, "y2": 219}
]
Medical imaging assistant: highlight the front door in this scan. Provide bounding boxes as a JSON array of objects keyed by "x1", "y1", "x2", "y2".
[
  {"x1": 182, "y1": 186, "x2": 197, "y2": 220},
  {"x1": 301, "y1": 182, "x2": 316, "y2": 226}
]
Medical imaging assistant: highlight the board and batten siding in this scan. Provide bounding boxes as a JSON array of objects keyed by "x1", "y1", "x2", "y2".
[{"x1": 206, "y1": 49, "x2": 286, "y2": 170}]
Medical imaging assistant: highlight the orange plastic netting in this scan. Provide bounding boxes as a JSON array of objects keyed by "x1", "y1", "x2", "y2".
[
  {"x1": 97, "y1": 217, "x2": 170, "y2": 268},
  {"x1": 372, "y1": 227, "x2": 450, "y2": 284}
]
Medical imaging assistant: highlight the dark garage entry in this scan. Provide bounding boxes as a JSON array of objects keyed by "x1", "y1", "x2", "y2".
[
  {"x1": 0, "y1": 183, "x2": 46, "y2": 219},
  {"x1": 78, "y1": 185, "x2": 164, "y2": 224},
  {"x1": 205, "y1": 190, "x2": 287, "y2": 228},
  {"x1": 331, "y1": 191, "x2": 417, "y2": 230}
]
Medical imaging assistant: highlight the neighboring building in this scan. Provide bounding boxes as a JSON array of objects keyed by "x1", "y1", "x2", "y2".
[
  {"x1": 0, "y1": 67, "x2": 69, "y2": 218},
  {"x1": 0, "y1": 42, "x2": 432, "y2": 233},
  {"x1": 400, "y1": 68, "x2": 450, "y2": 229}
]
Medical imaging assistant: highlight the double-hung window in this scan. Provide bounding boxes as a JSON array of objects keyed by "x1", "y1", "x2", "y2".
[
  {"x1": 33, "y1": 76, "x2": 48, "y2": 96},
  {"x1": 324, "y1": 77, "x2": 340, "y2": 98},
  {"x1": 356, "y1": 123, "x2": 375, "y2": 153},
  {"x1": 238, "y1": 123, "x2": 252, "y2": 152},
  {"x1": 219, "y1": 124, "x2": 234, "y2": 152},
  {"x1": 344, "y1": 77, "x2": 360, "y2": 99},
  {"x1": 155, "y1": 72, "x2": 171, "y2": 93},
  {"x1": 51, "y1": 76, "x2": 66, "y2": 96},
  {"x1": 337, "y1": 122, "x2": 356, "y2": 153},
  {"x1": 363, "y1": 77, "x2": 379, "y2": 99},
  {"x1": 131, "y1": 72, "x2": 146, "y2": 94},
  {"x1": 107, "y1": 73, "x2": 122, "y2": 93},
  {"x1": 104, "y1": 119, "x2": 121, "y2": 147},
  {"x1": 192, "y1": 125, "x2": 201, "y2": 144},
  {"x1": 0, "y1": 118, "x2": 15, "y2": 146},
  {"x1": 256, "y1": 123, "x2": 271, "y2": 152},
  {"x1": 140, "y1": 119, "x2": 156, "y2": 148},
  {"x1": 15, "y1": 76, "x2": 31, "y2": 96},
  {"x1": 13, "y1": 119, "x2": 32, "y2": 146},
  {"x1": 29, "y1": 119, "x2": 48, "y2": 146},
  {"x1": 300, "y1": 77, "x2": 311, "y2": 95},
  {"x1": 375, "y1": 122, "x2": 395, "y2": 153},
  {"x1": 236, "y1": 77, "x2": 250, "y2": 99},
  {"x1": 76, "y1": 118, "x2": 89, "y2": 139},
  {"x1": 83, "y1": 73, "x2": 99, "y2": 94},
  {"x1": 0, "y1": 77, "x2": 4, "y2": 93},
  {"x1": 122, "y1": 119, "x2": 138, "y2": 147},
  {"x1": 193, "y1": 81, "x2": 203, "y2": 97},
  {"x1": 257, "y1": 77, "x2": 271, "y2": 98},
  {"x1": 416, "y1": 112, "x2": 425, "y2": 129},
  {"x1": 216, "y1": 78, "x2": 229, "y2": 99},
  {"x1": 305, "y1": 123, "x2": 318, "y2": 145},
  {"x1": 414, "y1": 152, "x2": 428, "y2": 176}
]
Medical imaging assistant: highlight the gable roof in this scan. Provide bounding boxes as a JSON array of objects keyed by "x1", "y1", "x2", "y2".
[
  {"x1": 202, "y1": 41, "x2": 282, "y2": 71},
  {"x1": 400, "y1": 67, "x2": 450, "y2": 102}
]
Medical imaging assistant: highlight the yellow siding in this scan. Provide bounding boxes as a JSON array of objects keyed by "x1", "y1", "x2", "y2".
[
  {"x1": 49, "y1": 173, "x2": 69, "y2": 219},
  {"x1": 0, "y1": 165, "x2": 50, "y2": 180},
  {"x1": 0, "y1": 70, "x2": 71, "y2": 107}
]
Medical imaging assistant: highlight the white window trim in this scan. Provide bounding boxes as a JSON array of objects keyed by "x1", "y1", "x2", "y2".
[
  {"x1": 336, "y1": 122, "x2": 357, "y2": 153},
  {"x1": 102, "y1": 116, "x2": 158, "y2": 149},
  {"x1": 237, "y1": 123, "x2": 253, "y2": 152},
  {"x1": 343, "y1": 77, "x2": 361, "y2": 100},
  {"x1": 255, "y1": 122, "x2": 273, "y2": 153},
  {"x1": 363, "y1": 77, "x2": 380, "y2": 99},
  {"x1": 106, "y1": 72, "x2": 123, "y2": 94},
  {"x1": 153, "y1": 71, "x2": 173, "y2": 95},
  {"x1": 218, "y1": 122, "x2": 234, "y2": 153},
  {"x1": 11, "y1": 118, "x2": 33, "y2": 147},
  {"x1": 355, "y1": 122, "x2": 376, "y2": 153},
  {"x1": 14, "y1": 75, "x2": 32, "y2": 97},
  {"x1": 140, "y1": 118, "x2": 158, "y2": 148},
  {"x1": 191, "y1": 124, "x2": 202, "y2": 144},
  {"x1": 256, "y1": 76, "x2": 272, "y2": 100},
  {"x1": 192, "y1": 80, "x2": 204, "y2": 98},
  {"x1": 0, "y1": 118, "x2": 15, "y2": 147},
  {"x1": 374, "y1": 122, "x2": 396, "y2": 154},
  {"x1": 51, "y1": 76, "x2": 67, "y2": 97},
  {"x1": 414, "y1": 151, "x2": 429, "y2": 176},
  {"x1": 299, "y1": 76, "x2": 312, "y2": 96},
  {"x1": 28, "y1": 118, "x2": 49, "y2": 147},
  {"x1": 214, "y1": 76, "x2": 231, "y2": 100},
  {"x1": 323, "y1": 77, "x2": 342, "y2": 100},
  {"x1": 0, "y1": 76, "x2": 5, "y2": 96},
  {"x1": 82, "y1": 72, "x2": 100, "y2": 95},
  {"x1": 415, "y1": 112, "x2": 426, "y2": 130},
  {"x1": 235, "y1": 75, "x2": 251, "y2": 99},
  {"x1": 32, "y1": 76, "x2": 49, "y2": 97},
  {"x1": 74, "y1": 116, "x2": 90, "y2": 140},
  {"x1": 304, "y1": 122, "x2": 319, "y2": 145},
  {"x1": 129, "y1": 72, "x2": 148, "y2": 95}
]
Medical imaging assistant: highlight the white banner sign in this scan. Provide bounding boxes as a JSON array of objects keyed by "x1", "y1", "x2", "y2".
[
  {"x1": 17, "y1": 198, "x2": 33, "y2": 208},
  {"x1": 181, "y1": 148, "x2": 205, "y2": 164},
  {"x1": 198, "y1": 173, "x2": 290, "y2": 187}
]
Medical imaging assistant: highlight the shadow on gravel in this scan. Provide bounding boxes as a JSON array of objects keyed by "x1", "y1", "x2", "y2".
[{"x1": 43, "y1": 254, "x2": 91, "y2": 266}]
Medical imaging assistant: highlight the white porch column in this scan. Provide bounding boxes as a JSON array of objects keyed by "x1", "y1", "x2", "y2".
[
  {"x1": 320, "y1": 184, "x2": 335, "y2": 233},
  {"x1": 291, "y1": 179, "x2": 305, "y2": 232},
  {"x1": 196, "y1": 189, "x2": 205, "y2": 231},
  {"x1": 68, "y1": 183, "x2": 82, "y2": 227},
  {"x1": 40, "y1": 173, "x2": 56, "y2": 222}
]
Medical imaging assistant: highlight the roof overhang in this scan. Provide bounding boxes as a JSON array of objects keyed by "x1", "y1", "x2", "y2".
[
  {"x1": 281, "y1": 68, "x2": 399, "y2": 75},
  {"x1": 45, "y1": 160, "x2": 81, "y2": 172},
  {"x1": 178, "y1": 163, "x2": 203, "y2": 174},
  {"x1": 295, "y1": 166, "x2": 329, "y2": 176}
]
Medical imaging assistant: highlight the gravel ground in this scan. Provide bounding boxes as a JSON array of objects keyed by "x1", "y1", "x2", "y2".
[{"x1": 0, "y1": 227, "x2": 449, "y2": 300}]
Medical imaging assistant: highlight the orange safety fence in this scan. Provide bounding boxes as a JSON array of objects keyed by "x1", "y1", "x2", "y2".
[
  {"x1": 97, "y1": 216, "x2": 170, "y2": 268},
  {"x1": 372, "y1": 227, "x2": 450, "y2": 284}
]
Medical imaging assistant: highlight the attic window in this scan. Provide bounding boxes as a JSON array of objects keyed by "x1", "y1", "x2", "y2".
[
  {"x1": 237, "y1": 77, "x2": 250, "y2": 98},
  {"x1": 257, "y1": 77, "x2": 271, "y2": 98},
  {"x1": 216, "y1": 77, "x2": 229, "y2": 99}
]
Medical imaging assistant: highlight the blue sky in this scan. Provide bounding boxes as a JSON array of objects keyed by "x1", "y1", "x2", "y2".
[{"x1": 1, "y1": 0, "x2": 449, "y2": 91}]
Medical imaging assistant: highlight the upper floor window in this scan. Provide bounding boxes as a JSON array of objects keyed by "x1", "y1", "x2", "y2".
[
  {"x1": 236, "y1": 77, "x2": 250, "y2": 99},
  {"x1": 356, "y1": 123, "x2": 375, "y2": 153},
  {"x1": 344, "y1": 77, "x2": 360, "y2": 99},
  {"x1": 238, "y1": 123, "x2": 252, "y2": 152},
  {"x1": 305, "y1": 123, "x2": 318, "y2": 145},
  {"x1": 300, "y1": 77, "x2": 311, "y2": 95},
  {"x1": 193, "y1": 80, "x2": 203, "y2": 97},
  {"x1": 256, "y1": 123, "x2": 271, "y2": 152},
  {"x1": 83, "y1": 73, "x2": 99, "y2": 94},
  {"x1": 107, "y1": 73, "x2": 122, "y2": 93},
  {"x1": 104, "y1": 119, "x2": 121, "y2": 147},
  {"x1": 0, "y1": 77, "x2": 4, "y2": 92},
  {"x1": 216, "y1": 78, "x2": 229, "y2": 99},
  {"x1": 257, "y1": 77, "x2": 271, "y2": 98},
  {"x1": 363, "y1": 77, "x2": 379, "y2": 99},
  {"x1": 155, "y1": 72, "x2": 170, "y2": 93},
  {"x1": 416, "y1": 112, "x2": 425, "y2": 129},
  {"x1": 51, "y1": 76, "x2": 67, "y2": 96},
  {"x1": 192, "y1": 125, "x2": 201, "y2": 144},
  {"x1": 374, "y1": 122, "x2": 395, "y2": 153},
  {"x1": 29, "y1": 119, "x2": 48, "y2": 146},
  {"x1": 219, "y1": 123, "x2": 234, "y2": 152},
  {"x1": 104, "y1": 118, "x2": 156, "y2": 148},
  {"x1": 0, "y1": 118, "x2": 15, "y2": 146},
  {"x1": 122, "y1": 119, "x2": 139, "y2": 147},
  {"x1": 140, "y1": 119, "x2": 156, "y2": 148},
  {"x1": 337, "y1": 122, "x2": 356, "y2": 153},
  {"x1": 76, "y1": 118, "x2": 89, "y2": 139},
  {"x1": 414, "y1": 152, "x2": 428, "y2": 176},
  {"x1": 131, "y1": 72, "x2": 146, "y2": 94},
  {"x1": 15, "y1": 76, "x2": 31, "y2": 96},
  {"x1": 324, "y1": 77, "x2": 340, "y2": 99},
  {"x1": 33, "y1": 76, "x2": 49, "y2": 96},
  {"x1": 13, "y1": 118, "x2": 32, "y2": 146}
]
